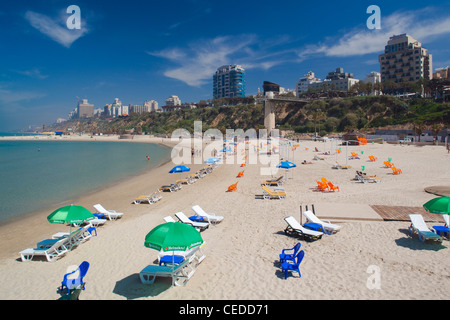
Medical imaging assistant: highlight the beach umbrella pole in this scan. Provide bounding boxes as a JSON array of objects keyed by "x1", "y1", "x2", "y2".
[{"x1": 300, "y1": 205, "x2": 303, "y2": 226}]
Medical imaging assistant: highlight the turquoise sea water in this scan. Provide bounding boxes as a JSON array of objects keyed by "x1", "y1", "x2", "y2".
[{"x1": 0, "y1": 140, "x2": 171, "y2": 224}]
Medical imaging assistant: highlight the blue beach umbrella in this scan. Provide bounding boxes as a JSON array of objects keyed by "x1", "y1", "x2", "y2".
[
  {"x1": 220, "y1": 147, "x2": 231, "y2": 153},
  {"x1": 169, "y1": 165, "x2": 191, "y2": 173},
  {"x1": 277, "y1": 161, "x2": 297, "y2": 169},
  {"x1": 277, "y1": 161, "x2": 297, "y2": 179},
  {"x1": 205, "y1": 157, "x2": 220, "y2": 164}
]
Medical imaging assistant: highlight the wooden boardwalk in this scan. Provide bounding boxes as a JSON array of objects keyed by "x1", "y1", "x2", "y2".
[{"x1": 370, "y1": 205, "x2": 444, "y2": 223}]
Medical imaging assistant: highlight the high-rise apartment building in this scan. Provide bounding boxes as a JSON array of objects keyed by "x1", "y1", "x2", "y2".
[
  {"x1": 165, "y1": 95, "x2": 181, "y2": 106},
  {"x1": 104, "y1": 98, "x2": 128, "y2": 117},
  {"x1": 77, "y1": 99, "x2": 94, "y2": 118},
  {"x1": 213, "y1": 65, "x2": 245, "y2": 99},
  {"x1": 364, "y1": 72, "x2": 381, "y2": 85},
  {"x1": 379, "y1": 34, "x2": 433, "y2": 84},
  {"x1": 144, "y1": 100, "x2": 159, "y2": 112},
  {"x1": 129, "y1": 100, "x2": 159, "y2": 114}
]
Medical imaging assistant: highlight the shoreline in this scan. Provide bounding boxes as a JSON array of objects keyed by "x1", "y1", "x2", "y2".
[
  {"x1": 0, "y1": 135, "x2": 180, "y2": 260},
  {"x1": 0, "y1": 138, "x2": 449, "y2": 300}
]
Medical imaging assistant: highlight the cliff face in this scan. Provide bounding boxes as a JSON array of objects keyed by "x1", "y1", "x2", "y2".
[{"x1": 48, "y1": 97, "x2": 450, "y2": 135}]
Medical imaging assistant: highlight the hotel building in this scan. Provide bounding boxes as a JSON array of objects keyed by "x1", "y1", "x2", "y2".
[
  {"x1": 308, "y1": 68, "x2": 359, "y2": 92},
  {"x1": 296, "y1": 71, "x2": 322, "y2": 96},
  {"x1": 213, "y1": 65, "x2": 245, "y2": 99},
  {"x1": 378, "y1": 34, "x2": 433, "y2": 83}
]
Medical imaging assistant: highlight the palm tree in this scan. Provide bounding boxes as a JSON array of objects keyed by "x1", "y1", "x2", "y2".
[
  {"x1": 310, "y1": 109, "x2": 326, "y2": 137},
  {"x1": 413, "y1": 120, "x2": 427, "y2": 143}
]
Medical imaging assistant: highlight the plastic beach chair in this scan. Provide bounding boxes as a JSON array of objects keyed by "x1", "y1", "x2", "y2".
[
  {"x1": 316, "y1": 180, "x2": 328, "y2": 192},
  {"x1": 93, "y1": 204, "x2": 124, "y2": 220},
  {"x1": 19, "y1": 238, "x2": 69, "y2": 262},
  {"x1": 139, "y1": 259, "x2": 196, "y2": 286},
  {"x1": 283, "y1": 216, "x2": 323, "y2": 241},
  {"x1": 227, "y1": 182, "x2": 238, "y2": 192},
  {"x1": 384, "y1": 161, "x2": 393, "y2": 168},
  {"x1": 192, "y1": 205, "x2": 223, "y2": 225},
  {"x1": 261, "y1": 185, "x2": 286, "y2": 199},
  {"x1": 262, "y1": 176, "x2": 284, "y2": 187},
  {"x1": 303, "y1": 210, "x2": 342, "y2": 234},
  {"x1": 281, "y1": 250, "x2": 305, "y2": 279},
  {"x1": 408, "y1": 214, "x2": 443, "y2": 243},
  {"x1": 327, "y1": 181, "x2": 340, "y2": 192},
  {"x1": 279, "y1": 243, "x2": 301, "y2": 263},
  {"x1": 175, "y1": 212, "x2": 209, "y2": 231},
  {"x1": 61, "y1": 261, "x2": 90, "y2": 294}
]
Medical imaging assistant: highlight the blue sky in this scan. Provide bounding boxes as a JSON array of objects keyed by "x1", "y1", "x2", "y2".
[{"x1": 1, "y1": 0, "x2": 450, "y2": 131}]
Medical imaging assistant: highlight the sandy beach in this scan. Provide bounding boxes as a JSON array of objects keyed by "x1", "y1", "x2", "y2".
[{"x1": 0, "y1": 134, "x2": 449, "y2": 300}]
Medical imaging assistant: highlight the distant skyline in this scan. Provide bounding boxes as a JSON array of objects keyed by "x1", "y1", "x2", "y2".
[{"x1": 1, "y1": 0, "x2": 450, "y2": 131}]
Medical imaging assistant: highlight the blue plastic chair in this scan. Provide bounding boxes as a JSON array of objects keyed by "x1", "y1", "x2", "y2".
[
  {"x1": 61, "y1": 261, "x2": 90, "y2": 293},
  {"x1": 279, "y1": 242, "x2": 301, "y2": 263},
  {"x1": 282, "y1": 250, "x2": 304, "y2": 279}
]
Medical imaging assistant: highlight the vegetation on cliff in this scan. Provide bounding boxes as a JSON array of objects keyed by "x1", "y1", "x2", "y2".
[{"x1": 50, "y1": 96, "x2": 449, "y2": 136}]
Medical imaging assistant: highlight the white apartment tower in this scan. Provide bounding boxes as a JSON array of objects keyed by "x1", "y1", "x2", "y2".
[
  {"x1": 165, "y1": 95, "x2": 181, "y2": 106},
  {"x1": 296, "y1": 71, "x2": 321, "y2": 96}
]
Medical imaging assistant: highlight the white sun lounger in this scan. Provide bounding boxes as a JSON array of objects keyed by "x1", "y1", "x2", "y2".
[
  {"x1": 303, "y1": 210, "x2": 342, "y2": 234},
  {"x1": 163, "y1": 216, "x2": 176, "y2": 223},
  {"x1": 192, "y1": 205, "x2": 223, "y2": 225},
  {"x1": 443, "y1": 214, "x2": 449, "y2": 228},
  {"x1": 52, "y1": 225, "x2": 94, "y2": 242},
  {"x1": 157, "y1": 242, "x2": 206, "y2": 266},
  {"x1": 93, "y1": 204, "x2": 124, "y2": 221},
  {"x1": 408, "y1": 214, "x2": 443, "y2": 243},
  {"x1": 284, "y1": 216, "x2": 323, "y2": 241},
  {"x1": 175, "y1": 212, "x2": 209, "y2": 231},
  {"x1": 139, "y1": 258, "x2": 196, "y2": 286},
  {"x1": 20, "y1": 238, "x2": 69, "y2": 262}
]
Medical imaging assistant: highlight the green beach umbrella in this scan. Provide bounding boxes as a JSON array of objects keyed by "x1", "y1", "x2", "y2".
[
  {"x1": 144, "y1": 222, "x2": 203, "y2": 252},
  {"x1": 423, "y1": 197, "x2": 450, "y2": 215},
  {"x1": 145, "y1": 222, "x2": 203, "y2": 286},
  {"x1": 47, "y1": 205, "x2": 95, "y2": 225},
  {"x1": 47, "y1": 205, "x2": 95, "y2": 251}
]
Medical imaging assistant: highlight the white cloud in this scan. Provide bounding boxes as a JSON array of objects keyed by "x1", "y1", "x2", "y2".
[
  {"x1": 300, "y1": 8, "x2": 450, "y2": 59},
  {"x1": 25, "y1": 10, "x2": 88, "y2": 48},
  {"x1": 16, "y1": 68, "x2": 49, "y2": 80},
  {"x1": 149, "y1": 35, "x2": 294, "y2": 87},
  {"x1": 150, "y1": 7, "x2": 450, "y2": 87}
]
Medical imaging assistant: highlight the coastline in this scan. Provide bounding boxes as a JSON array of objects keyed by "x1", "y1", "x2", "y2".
[
  {"x1": 0, "y1": 138, "x2": 449, "y2": 300},
  {"x1": 0, "y1": 135, "x2": 178, "y2": 259}
]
